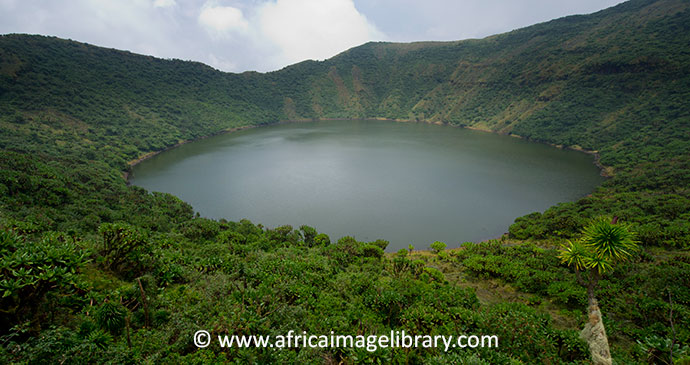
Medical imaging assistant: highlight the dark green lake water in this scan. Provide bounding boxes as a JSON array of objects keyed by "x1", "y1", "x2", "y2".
[{"x1": 130, "y1": 120, "x2": 604, "y2": 251}]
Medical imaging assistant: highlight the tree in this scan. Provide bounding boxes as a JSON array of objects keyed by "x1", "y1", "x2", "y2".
[
  {"x1": 370, "y1": 239, "x2": 389, "y2": 251},
  {"x1": 430, "y1": 241, "x2": 447, "y2": 254},
  {"x1": 98, "y1": 223, "x2": 149, "y2": 275},
  {"x1": 299, "y1": 225, "x2": 317, "y2": 247},
  {"x1": 313, "y1": 233, "x2": 330, "y2": 246},
  {"x1": 558, "y1": 217, "x2": 638, "y2": 365}
]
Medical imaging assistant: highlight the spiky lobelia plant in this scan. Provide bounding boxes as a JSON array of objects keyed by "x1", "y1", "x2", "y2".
[
  {"x1": 558, "y1": 216, "x2": 638, "y2": 365},
  {"x1": 581, "y1": 216, "x2": 637, "y2": 262}
]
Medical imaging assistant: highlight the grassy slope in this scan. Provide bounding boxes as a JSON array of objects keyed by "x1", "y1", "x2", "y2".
[{"x1": 1, "y1": 0, "x2": 689, "y2": 363}]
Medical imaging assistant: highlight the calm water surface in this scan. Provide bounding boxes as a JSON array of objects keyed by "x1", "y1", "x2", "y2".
[{"x1": 131, "y1": 120, "x2": 604, "y2": 251}]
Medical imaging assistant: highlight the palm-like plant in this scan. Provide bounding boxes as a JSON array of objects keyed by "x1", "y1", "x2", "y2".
[
  {"x1": 558, "y1": 240, "x2": 589, "y2": 272},
  {"x1": 584, "y1": 254, "x2": 613, "y2": 276},
  {"x1": 558, "y1": 216, "x2": 638, "y2": 291},
  {"x1": 558, "y1": 216, "x2": 638, "y2": 365},
  {"x1": 581, "y1": 217, "x2": 637, "y2": 262}
]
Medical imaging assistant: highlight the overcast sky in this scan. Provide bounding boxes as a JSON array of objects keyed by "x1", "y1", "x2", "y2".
[{"x1": 0, "y1": 0, "x2": 626, "y2": 72}]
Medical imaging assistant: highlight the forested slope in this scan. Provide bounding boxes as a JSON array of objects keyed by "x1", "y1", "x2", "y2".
[{"x1": 1, "y1": 0, "x2": 689, "y2": 363}]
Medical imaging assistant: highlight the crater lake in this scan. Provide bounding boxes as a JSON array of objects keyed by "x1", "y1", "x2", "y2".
[{"x1": 130, "y1": 119, "x2": 605, "y2": 251}]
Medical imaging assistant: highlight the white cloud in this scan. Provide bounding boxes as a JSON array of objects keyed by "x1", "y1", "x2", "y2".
[
  {"x1": 153, "y1": 0, "x2": 176, "y2": 8},
  {"x1": 198, "y1": 1, "x2": 249, "y2": 37},
  {"x1": 0, "y1": 0, "x2": 626, "y2": 72},
  {"x1": 193, "y1": 0, "x2": 385, "y2": 70},
  {"x1": 256, "y1": 0, "x2": 383, "y2": 65},
  {"x1": 208, "y1": 53, "x2": 239, "y2": 72}
]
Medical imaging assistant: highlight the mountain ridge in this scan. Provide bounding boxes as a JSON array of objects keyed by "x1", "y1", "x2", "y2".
[{"x1": 2, "y1": 0, "x2": 689, "y2": 173}]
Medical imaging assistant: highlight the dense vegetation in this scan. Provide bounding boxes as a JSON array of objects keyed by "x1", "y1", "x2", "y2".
[{"x1": 1, "y1": 0, "x2": 689, "y2": 363}]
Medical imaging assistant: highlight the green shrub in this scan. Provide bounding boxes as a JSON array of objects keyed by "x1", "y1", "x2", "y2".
[
  {"x1": 422, "y1": 267, "x2": 446, "y2": 284},
  {"x1": 313, "y1": 233, "x2": 331, "y2": 246},
  {"x1": 178, "y1": 218, "x2": 220, "y2": 241},
  {"x1": 411, "y1": 259, "x2": 425, "y2": 277},
  {"x1": 299, "y1": 225, "x2": 317, "y2": 246},
  {"x1": 98, "y1": 222, "x2": 150, "y2": 276},
  {"x1": 95, "y1": 302, "x2": 126, "y2": 335},
  {"x1": 370, "y1": 239, "x2": 389, "y2": 251},
  {"x1": 392, "y1": 255, "x2": 411, "y2": 275},
  {"x1": 361, "y1": 244, "x2": 384, "y2": 259},
  {"x1": 546, "y1": 281, "x2": 587, "y2": 307},
  {"x1": 0, "y1": 230, "x2": 89, "y2": 328},
  {"x1": 430, "y1": 241, "x2": 447, "y2": 253}
]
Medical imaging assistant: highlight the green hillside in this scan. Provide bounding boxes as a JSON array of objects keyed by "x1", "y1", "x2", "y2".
[{"x1": 1, "y1": 0, "x2": 689, "y2": 363}]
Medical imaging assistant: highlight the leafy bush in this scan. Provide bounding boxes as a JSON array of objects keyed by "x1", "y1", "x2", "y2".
[
  {"x1": 421, "y1": 267, "x2": 446, "y2": 284},
  {"x1": 178, "y1": 218, "x2": 220, "y2": 241},
  {"x1": 370, "y1": 239, "x2": 389, "y2": 251},
  {"x1": 546, "y1": 281, "x2": 587, "y2": 307},
  {"x1": 95, "y1": 302, "x2": 126, "y2": 335},
  {"x1": 361, "y1": 244, "x2": 384, "y2": 259},
  {"x1": 98, "y1": 222, "x2": 150, "y2": 276},
  {"x1": 299, "y1": 225, "x2": 317, "y2": 246},
  {"x1": 430, "y1": 241, "x2": 447, "y2": 254},
  {"x1": 0, "y1": 230, "x2": 89, "y2": 330}
]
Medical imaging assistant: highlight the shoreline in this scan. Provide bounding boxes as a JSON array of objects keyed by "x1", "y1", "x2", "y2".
[
  {"x1": 124, "y1": 117, "x2": 613, "y2": 182},
  {"x1": 124, "y1": 119, "x2": 330, "y2": 181},
  {"x1": 123, "y1": 124, "x2": 256, "y2": 182}
]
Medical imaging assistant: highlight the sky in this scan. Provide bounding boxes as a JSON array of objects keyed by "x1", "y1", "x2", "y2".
[{"x1": 0, "y1": 0, "x2": 626, "y2": 73}]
